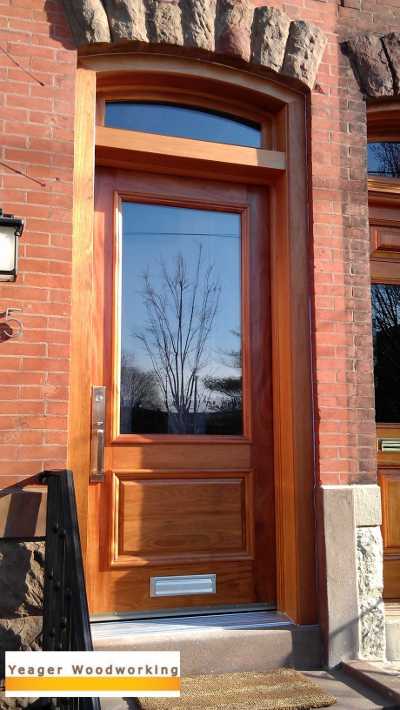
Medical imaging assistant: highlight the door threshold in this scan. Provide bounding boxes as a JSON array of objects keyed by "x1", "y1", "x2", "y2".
[
  {"x1": 90, "y1": 608, "x2": 293, "y2": 639},
  {"x1": 90, "y1": 602, "x2": 276, "y2": 623}
]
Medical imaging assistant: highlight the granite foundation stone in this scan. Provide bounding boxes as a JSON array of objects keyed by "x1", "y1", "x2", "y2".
[
  {"x1": 0, "y1": 540, "x2": 44, "y2": 618},
  {"x1": 356, "y1": 526, "x2": 385, "y2": 660}
]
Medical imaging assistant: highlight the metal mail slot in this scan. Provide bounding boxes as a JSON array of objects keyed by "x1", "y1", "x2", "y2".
[
  {"x1": 150, "y1": 574, "x2": 216, "y2": 597},
  {"x1": 377, "y1": 438, "x2": 400, "y2": 452}
]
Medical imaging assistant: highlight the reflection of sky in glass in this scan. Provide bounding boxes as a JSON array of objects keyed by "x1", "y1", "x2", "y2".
[
  {"x1": 121, "y1": 202, "x2": 241, "y2": 379},
  {"x1": 367, "y1": 142, "x2": 400, "y2": 176},
  {"x1": 105, "y1": 102, "x2": 262, "y2": 148}
]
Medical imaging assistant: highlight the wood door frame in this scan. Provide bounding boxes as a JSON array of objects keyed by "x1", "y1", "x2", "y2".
[
  {"x1": 68, "y1": 55, "x2": 317, "y2": 625},
  {"x1": 368, "y1": 101, "x2": 400, "y2": 600}
]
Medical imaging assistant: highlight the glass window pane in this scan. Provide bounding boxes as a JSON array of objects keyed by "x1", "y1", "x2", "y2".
[
  {"x1": 368, "y1": 142, "x2": 400, "y2": 177},
  {"x1": 372, "y1": 283, "x2": 400, "y2": 422},
  {"x1": 105, "y1": 102, "x2": 262, "y2": 149},
  {"x1": 120, "y1": 202, "x2": 243, "y2": 435}
]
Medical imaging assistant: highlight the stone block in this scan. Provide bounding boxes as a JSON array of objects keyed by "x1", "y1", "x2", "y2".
[
  {"x1": 353, "y1": 485, "x2": 382, "y2": 527},
  {"x1": 356, "y1": 527, "x2": 385, "y2": 660},
  {"x1": 102, "y1": 0, "x2": 148, "y2": 42},
  {"x1": 0, "y1": 489, "x2": 47, "y2": 538},
  {"x1": 145, "y1": 0, "x2": 184, "y2": 47},
  {"x1": 281, "y1": 20, "x2": 327, "y2": 89},
  {"x1": 381, "y1": 33, "x2": 400, "y2": 95},
  {"x1": 215, "y1": 0, "x2": 255, "y2": 63},
  {"x1": 343, "y1": 34, "x2": 394, "y2": 98},
  {"x1": 251, "y1": 6, "x2": 291, "y2": 73},
  {"x1": 60, "y1": 0, "x2": 111, "y2": 46},
  {"x1": 0, "y1": 540, "x2": 44, "y2": 618},
  {"x1": 181, "y1": 0, "x2": 217, "y2": 51},
  {"x1": 386, "y1": 617, "x2": 400, "y2": 661},
  {"x1": 316, "y1": 486, "x2": 359, "y2": 668}
]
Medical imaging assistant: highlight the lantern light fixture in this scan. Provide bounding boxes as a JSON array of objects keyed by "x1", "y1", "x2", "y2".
[{"x1": 0, "y1": 208, "x2": 24, "y2": 282}]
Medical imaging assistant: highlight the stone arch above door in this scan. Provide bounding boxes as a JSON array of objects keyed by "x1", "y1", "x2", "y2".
[
  {"x1": 60, "y1": 0, "x2": 326, "y2": 90},
  {"x1": 343, "y1": 33, "x2": 400, "y2": 99}
]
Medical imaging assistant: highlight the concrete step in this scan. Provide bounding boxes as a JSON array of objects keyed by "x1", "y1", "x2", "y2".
[
  {"x1": 91, "y1": 611, "x2": 322, "y2": 675},
  {"x1": 341, "y1": 660, "x2": 400, "y2": 708}
]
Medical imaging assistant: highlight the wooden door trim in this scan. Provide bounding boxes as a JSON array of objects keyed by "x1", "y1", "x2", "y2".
[
  {"x1": 95, "y1": 126, "x2": 285, "y2": 185},
  {"x1": 70, "y1": 55, "x2": 316, "y2": 625}
]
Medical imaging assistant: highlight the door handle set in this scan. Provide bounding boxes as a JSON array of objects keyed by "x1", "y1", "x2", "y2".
[{"x1": 90, "y1": 386, "x2": 106, "y2": 482}]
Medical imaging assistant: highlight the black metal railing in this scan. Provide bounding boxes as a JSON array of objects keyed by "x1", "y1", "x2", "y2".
[{"x1": 38, "y1": 469, "x2": 101, "y2": 710}]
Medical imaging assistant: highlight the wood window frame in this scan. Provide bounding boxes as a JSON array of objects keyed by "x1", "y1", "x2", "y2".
[{"x1": 69, "y1": 54, "x2": 316, "y2": 625}]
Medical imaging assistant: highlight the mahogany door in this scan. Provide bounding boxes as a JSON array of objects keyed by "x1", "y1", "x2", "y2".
[
  {"x1": 87, "y1": 166, "x2": 275, "y2": 614},
  {"x1": 370, "y1": 196, "x2": 400, "y2": 600}
]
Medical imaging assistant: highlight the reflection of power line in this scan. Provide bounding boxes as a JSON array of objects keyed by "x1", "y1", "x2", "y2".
[{"x1": 123, "y1": 231, "x2": 239, "y2": 238}]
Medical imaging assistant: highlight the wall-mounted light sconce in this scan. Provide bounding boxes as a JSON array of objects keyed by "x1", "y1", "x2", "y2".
[{"x1": 0, "y1": 208, "x2": 24, "y2": 282}]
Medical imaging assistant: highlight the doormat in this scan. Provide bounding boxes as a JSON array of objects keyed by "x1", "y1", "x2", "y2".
[{"x1": 136, "y1": 667, "x2": 338, "y2": 710}]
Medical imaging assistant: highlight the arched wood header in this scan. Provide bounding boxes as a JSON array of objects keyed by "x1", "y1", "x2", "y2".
[{"x1": 60, "y1": 0, "x2": 326, "y2": 91}]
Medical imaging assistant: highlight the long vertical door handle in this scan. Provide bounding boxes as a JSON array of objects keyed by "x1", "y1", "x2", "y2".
[{"x1": 90, "y1": 386, "x2": 106, "y2": 482}]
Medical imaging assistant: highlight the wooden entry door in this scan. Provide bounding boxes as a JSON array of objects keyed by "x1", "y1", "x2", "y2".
[
  {"x1": 86, "y1": 166, "x2": 275, "y2": 614},
  {"x1": 370, "y1": 194, "x2": 400, "y2": 601}
]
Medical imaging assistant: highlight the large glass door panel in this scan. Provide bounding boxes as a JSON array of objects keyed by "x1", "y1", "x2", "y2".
[{"x1": 120, "y1": 203, "x2": 242, "y2": 436}]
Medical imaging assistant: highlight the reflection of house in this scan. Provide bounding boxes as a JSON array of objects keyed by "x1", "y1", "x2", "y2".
[
  {"x1": 3, "y1": 0, "x2": 400, "y2": 692},
  {"x1": 374, "y1": 324, "x2": 400, "y2": 423}
]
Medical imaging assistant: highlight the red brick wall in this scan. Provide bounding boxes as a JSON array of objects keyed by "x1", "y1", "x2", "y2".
[
  {"x1": 0, "y1": 0, "x2": 76, "y2": 486},
  {"x1": 0, "y1": 0, "x2": 396, "y2": 491}
]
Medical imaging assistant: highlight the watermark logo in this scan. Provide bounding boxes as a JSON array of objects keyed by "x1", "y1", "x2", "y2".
[{"x1": 6, "y1": 652, "x2": 180, "y2": 697}]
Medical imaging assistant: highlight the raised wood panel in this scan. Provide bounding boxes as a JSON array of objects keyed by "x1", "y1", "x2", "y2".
[
  {"x1": 371, "y1": 225, "x2": 400, "y2": 254},
  {"x1": 107, "y1": 560, "x2": 255, "y2": 613},
  {"x1": 115, "y1": 472, "x2": 253, "y2": 563},
  {"x1": 379, "y1": 469, "x2": 400, "y2": 549},
  {"x1": 383, "y1": 557, "x2": 400, "y2": 599}
]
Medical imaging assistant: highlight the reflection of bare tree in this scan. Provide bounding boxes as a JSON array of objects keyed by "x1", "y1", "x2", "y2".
[
  {"x1": 372, "y1": 284, "x2": 400, "y2": 422},
  {"x1": 370, "y1": 143, "x2": 400, "y2": 177},
  {"x1": 120, "y1": 350, "x2": 162, "y2": 409},
  {"x1": 203, "y1": 329, "x2": 242, "y2": 412},
  {"x1": 135, "y1": 243, "x2": 221, "y2": 434}
]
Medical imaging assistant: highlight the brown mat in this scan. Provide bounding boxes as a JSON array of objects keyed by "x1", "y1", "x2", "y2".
[{"x1": 136, "y1": 667, "x2": 338, "y2": 710}]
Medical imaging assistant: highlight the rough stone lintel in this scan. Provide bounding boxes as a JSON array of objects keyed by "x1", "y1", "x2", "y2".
[
  {"x1": 342, "y1": 33, "x2": 397, "y2": 99},
  {"x1": 59, "y1": 0, "x2": 327, "y2": 92},
  {"x1": 281, "y1": 20, "x2": 327, "y2": 90},
  {"x1": 353, "y1": 485, "x2": 382, "y2": 527},
  {"x1": 382, "y1": 33, "x2": 400, "y2": 96}
]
